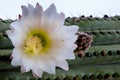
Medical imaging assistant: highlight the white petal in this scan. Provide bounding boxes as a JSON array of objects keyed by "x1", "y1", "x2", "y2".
[
  {"x1": 57, "y1": 12, "x2": 65, "y2": 26},
  {"x1": 66, "y1": 44, "x2": 76, "y2": 59},
  {"x1": 6, "y1": 21, "x2": 26, "y2": 47},
  {"x1": 45, "y1": 12, "x2": 65, "y2": 34},
  {"x1": 20, "y1": 13, "x2": 42, "y2": 30},
  {"x1": 40, "y1": 5, "x2": 66, "y2": 34},
  {"x1": 32, "y1": 68, "x2": 44, "y2": 77},
  {"x1": 37, "y1": 57, "x2": 56, "y2": 74},
  {"x1": 48, "y1": 45, "x2": 75, "y2": 61},
  {"x1": 51, "y1": 25, "x2": 78, "y2": 42},
  {"x1": 60, "y1": 48, "x2": 75, "y2": 59},
  {"x1": 11, "y1": 48, "x2": 22, "y2": 66},
  {"x1": 21, "y1": 64, "x2": 31, "y2": 73},
  {"x1": 44, "y1": 4, "x2": 58, "y2": 21},
  {"x1": 63, "y1": 35, "x2": 78, "y2": 48},
  {"x1": 28, "y1": 4, "x2": 34, "y2": 14},
  {"x1": 22, "y1": 57, "x2": 45, "y2": 77},
  {"x1": 50, "y1": 26, "x2": 78, "y2": 54},
  {"x1": 21, "y1": 59, "x2": 43, "y2": 77},
  {"x1": 21, "y1": 57, "x2": 32, "y2": 72},
  {"x1": 56, "y1": 60, "x2": 68, "y2": 71},
  {"x1": 62, "y1": 25, "x2": 79, "y2": 38},
  {"x1": 22, "y1": 55, "x2": 56, "y2": 74},
  {"x1": 52, "y1": 25, "x2": 78, "y2": 41},
  {"x1": 34, "y1": 3, "x2": 43, "y2": 16},
  {"x1": 21, "y1": 5, "x2": 29, "y2": 16},
  {"x1": 21, "y1": 65, "x2": 27, "y2": 73}
]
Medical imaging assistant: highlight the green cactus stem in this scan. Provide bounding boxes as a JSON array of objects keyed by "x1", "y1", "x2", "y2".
[
  {"x1": 65, "y1": 15, "x2": 120, "y2": 31},
  {"x1": 0, "y1": 16, "x2": 120, "y2": 80}
]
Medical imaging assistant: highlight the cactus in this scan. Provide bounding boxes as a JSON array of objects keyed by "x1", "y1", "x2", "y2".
[
  {"x1": 0, "y1": 19, "x2": 13, "y2": 49},
  {"x1": 65, "y1": 15, "x2": 120, "y2": 31},
  {"x1": 0, "y1": 16, "x2": 120, "y2": 80}
]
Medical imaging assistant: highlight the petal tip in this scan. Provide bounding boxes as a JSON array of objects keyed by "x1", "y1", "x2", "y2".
[
  {"x1": 28, "y1": 3, "x2": 33, "y2": 7},
  {"x1": 49, "y1": 3, "x2": 56, "y2": 10},
  {"x1": 21, "y1": 5, "x2": 29, "y2": 16},
  {"x1": 36, "y1": 2, "x2": 40, "y2": 7},
  {"x1": 35, "y1": 2, "x2": 43, "y2": 11},
  {"x1": 51, "y1": 3, "x2": 55, "y2": 7}
]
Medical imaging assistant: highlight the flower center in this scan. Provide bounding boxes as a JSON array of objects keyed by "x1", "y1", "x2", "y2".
[
  {"x1": 23, "y1": 29, "x2": 51, "y2": 56},
  {"x1": 23, "y1": 36, "x2": 43, "y2": 56}
]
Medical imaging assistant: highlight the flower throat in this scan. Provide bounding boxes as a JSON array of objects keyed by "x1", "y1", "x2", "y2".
[{"x1": 23, "y1": 29, "x2": 51, "y2": 56}]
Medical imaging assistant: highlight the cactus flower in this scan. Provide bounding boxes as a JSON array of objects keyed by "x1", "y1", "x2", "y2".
[{"x1": 6, "y1": 3, "x2": 79, "y2": 77}]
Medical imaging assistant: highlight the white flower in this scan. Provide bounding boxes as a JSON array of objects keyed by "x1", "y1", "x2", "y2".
[{"x1": 6, "y1": 3, "x2": 79, "y2": 77}]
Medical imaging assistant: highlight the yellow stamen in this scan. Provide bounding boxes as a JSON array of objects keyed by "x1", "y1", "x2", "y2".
[
  {"x1": 23, "y1": 29, "x2": 52, "y2": 56},
  {"x1": 23, "y1": 36, "x2": 43, "y2": 56}
]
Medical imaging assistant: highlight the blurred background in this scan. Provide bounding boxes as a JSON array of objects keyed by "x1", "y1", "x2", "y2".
[{"x1": 0, "y1": 0, "x2": 120, "y2": 19}]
